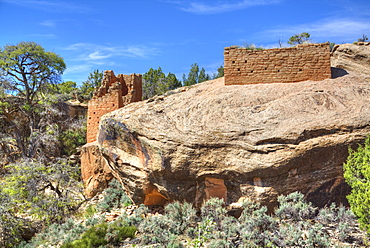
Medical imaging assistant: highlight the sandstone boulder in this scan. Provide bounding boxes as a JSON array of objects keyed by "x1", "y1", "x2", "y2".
[
  {"x1": 81, "y1": 72, "x2": 370, "y2": 209},
  {"x1": 80, "y1": 142, "x2": 113, "y2": 198},
  {"x1": 331, "y1": 42, "x2": 370, "y2": 75}
]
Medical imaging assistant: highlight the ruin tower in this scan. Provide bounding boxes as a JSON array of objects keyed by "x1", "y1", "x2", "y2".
[{"x1": 86, "y1": 70, "x2": 142, "y2": 143}]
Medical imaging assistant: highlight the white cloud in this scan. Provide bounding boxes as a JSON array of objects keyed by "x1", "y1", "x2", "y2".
[
  {"x1": 63, "y1": 64, "x2": 94, "y2": 83},
  {"x1": 61, "y1": 42, "x2": 159, "y2": 82},
  {"x1": 3, "y1": 0, "x2": 91, "y2": 13},
  {"x1": 40, "y1": 20, "x2": 56, "y2": 28},
  {"x1": 263, "y1": 18, "x2": 370, "y2": 43},
  {"x1": 88, "y1": 51, "x2": 112, "y2": 60},
  {"x1": 65, "y1": 43, "x2": 159, "y2": 60},
  {"x1": 31, "y1": 33, "x2": 57, "y2": 39},
  {"x1": 179, "y1": 0, "x2": 280, "y2": 15},
  {"x1": 64, "y1": 64, "x2": 92, "y2": 74}
]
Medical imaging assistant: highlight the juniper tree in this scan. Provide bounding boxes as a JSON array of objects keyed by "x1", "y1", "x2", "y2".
[
  {"x1": 0, "y1": 41, "x2": 66, "y2": 158},
  {"x1": 343, "y1": 136, "x2": 370, "y2": 234},
  {"x1": 288, "y1": 32, "x2": 311, "y2": 45}
]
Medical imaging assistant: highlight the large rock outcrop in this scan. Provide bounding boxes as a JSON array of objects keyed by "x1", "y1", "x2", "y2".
[
  {"x1": 81, "y1": 72, "x2": 370, "y2": 209},
  {"x1": 331, "y1": 42, "x2": 370, "y2": 75}
]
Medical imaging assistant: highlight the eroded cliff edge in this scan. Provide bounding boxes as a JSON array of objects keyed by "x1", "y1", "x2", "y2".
[{"x1": 81, "y1": 72, "x2": 370, "y2": 209}]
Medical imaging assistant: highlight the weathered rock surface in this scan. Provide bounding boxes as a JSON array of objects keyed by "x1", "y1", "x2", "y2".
[
  {"x1": 81, "y1": 142, "x2": 113, "y2": 198},
  {"x1": 81, "y1": 72, "x2": 370, "y2": 209},
  {"x1": 331, "y1": 42, "x2": 370, "y2": 75}
]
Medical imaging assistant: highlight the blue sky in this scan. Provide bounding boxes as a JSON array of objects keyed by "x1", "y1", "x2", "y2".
[{"x1": 1, "y1": 0, "x2": 370, "y2": 84}]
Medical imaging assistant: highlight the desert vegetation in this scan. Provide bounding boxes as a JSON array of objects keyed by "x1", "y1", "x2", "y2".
[
  {"x1": 344, "y1": 136, "x2": 370, "y2": 235},
  {"x1": 0, "y1": 41, "x2": 222, "y2": 247},
  {"x1": 1, "y1": 40, "x2": 370, "y2": 247},
  {"x1": 19, "y1": 183, "x2": 366, "y2": 247}
]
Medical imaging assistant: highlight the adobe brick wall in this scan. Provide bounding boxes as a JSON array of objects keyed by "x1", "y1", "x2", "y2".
[
  {"x1": 87, "y1": 70, "x2": 142, "y2": 143},
  {"x1": 224, "y1": 42, "x2": 332, "y2": 85}
]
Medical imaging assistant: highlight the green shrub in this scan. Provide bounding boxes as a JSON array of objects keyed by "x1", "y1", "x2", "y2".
[
  {"x1": 22, "y1": 192, "x2": 363, "y2": 247},
  {"x1": 61, "y1": 222, "x2": 108, "y2": 248},
  {"x1": 1, "y1": 159, "x2": 83, "y2": 224},
  {"x1": 83, "y1": 204, "x2": 97, "y2": 218},
  {"x1": 238, "y1": 200, "x2": 277, "y2": 247},
  {"x1": 97, "y1": 179, "x2": 132, "y2": 212},
  {"x1": 239, "y1": 42, "x2": 264, "y2": 50},
  {"x1": 105, "y1": 221, "x2": 137, "y2": 244},
  {"x1": 58, "y1": 119, "x2": 86, "y2": 156},
  {"x1": 18, "y1": 217, "x2": 89, "y2": 248},
  {"x1": 200, "y1": 197, "x2": 227, "y2": 229},
  {"x1": 118, "y1": 204, "x2": 148, "y2": 227},
  {"x1": 139, "y1": 214, "x2": 175, "y2": 245},
  {"x1": 190, "y1": 216, "x2": 216, "y2": 248},
  {"x1": 0, "y1": 192, "x2": 24, "y2": 247},
  {"x1": 138, "y1": 201, "x2": 196, "y2": 246},
  {"x1": 275, "y1": 191, "x2": 316, "y2": 221},
  {"x1": 344, "y1": 136, "x2": 370, "y2": 234},
  {"x1": 164, "y1": 201, "x2": 197, "y2": 234},
  {"x1": 60, "y1": 221, "x2": 136, "y2": 248}
]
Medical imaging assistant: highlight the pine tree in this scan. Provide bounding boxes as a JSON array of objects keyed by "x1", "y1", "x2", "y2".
[
  {"x1": 166, "y1": 72, "x2": 182, "y2": 90},
  {"x1": 198, "y1": 67, "x2": 210, "y2": 83},
  {"x1": 142, "y1": 67, "x2": 181, "y2": 99},
  {"x1": 184, "y1": 63, "x2": 199, "y2": 86}
]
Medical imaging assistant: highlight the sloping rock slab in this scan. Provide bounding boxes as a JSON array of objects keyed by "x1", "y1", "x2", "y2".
[
  {"x1": 82, "y1": 73, "x2": 370, "y2": 209},
  {"x1": 331, "y1": 43, "x2": 370, "y2": 75}
]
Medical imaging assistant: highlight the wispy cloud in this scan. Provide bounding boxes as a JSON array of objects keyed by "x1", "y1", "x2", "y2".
[
  {"x1": 88, "y1": 51, "x2": 111, "y2": 60},
  {"x1": 64, "y1": 64, "x2": 93, "y2": 74},
  {"x1": 31, "y1": 33, "x2": 57, "y2": 39},
  {"x1": 65, "y1": 43, "x2": 159, "y2": 60},
  {"x1": 2, "y1": 0, "x2": 91, "y2": 13},
  {"x1": 263, "y1": 18, "x2": 370, "y2": 43},
  {"x1": 61, "y1": 43, "x2": 159, "y2": 82},
  {"x1": 175, "y1": 0, "x2": 280, "y2": 15},
  {"x1": 40, "y1": 20, "x2": 56, "y2": 28}
]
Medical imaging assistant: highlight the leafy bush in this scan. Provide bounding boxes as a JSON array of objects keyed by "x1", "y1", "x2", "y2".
[
  {"x1": 239, "y1": 42, "x2": 264, "y2": 50},
  {"x1": 83, "y1": 204, "x2": 97, "y2": 219},
  {"x1": 18, "y1": 217, "x2": 90, "y2": 248},
  {"x1": 19, "y1": 214, "x2": 137, "y2": 248},
  {"x1": 0, "y1": 192, "x2": 24, "y2": 247},
  {"x1": 288, "y1": 32, "x2": 311, "y2": 45},
  {"x1": 136, "y1": 193, "x2": 362, "y2": 247},
  {"x1": 165, "y1": 201, "x2": 197, "y2": 235},
  {"x1": 139, "y1": 214, "x2": 176, "y2": 245},
  {"x1": 317, "y1": 203, "x2": 358, "y2": 242},
  {"x1": 138, "y1": 201, "x2": 196, "y2": 246},
  {"x1": 58, "y1": 118, "x2": 86, "y2": 156},
  {"x1": 61, "y1": 222, "x2": 136, "y2": 248},
  {"x1": 344, "y1": 136, "x2": 370, "y2": 234},
  {"x1": 275, "y1": 191, "x2": 316, "y2": 221},
  {"x1": 19, "y1": 192, "x2": 363, "y2": 247},
  {"x1": 238, "y1": 200, "x2": 277, "y2": 247},
  {"x1": 1, "y1": 158, "x2": 83, "y2": 224},
  {"x1": 118, "y1": 204, "x2": 148, "y2": 227},
  {"x1": 97, "y1": 179, "x2": 132, "y2": 212}
]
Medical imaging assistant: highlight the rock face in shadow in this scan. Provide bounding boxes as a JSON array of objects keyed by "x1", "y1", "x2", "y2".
[
  {"x1": 331, "y1": 43, "x2": 370, "y2": 75},
  {"x1": 81, "y1": 73, "x2": 370, "y2": 209}
]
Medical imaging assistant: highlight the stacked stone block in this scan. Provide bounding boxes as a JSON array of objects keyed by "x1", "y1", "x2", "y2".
[
  {"x1": 87, "y1": 70, "x2": 142, "y2": 143},
  {"x1": 224, "y1": 42, "x2": 331, "y2": 85}
]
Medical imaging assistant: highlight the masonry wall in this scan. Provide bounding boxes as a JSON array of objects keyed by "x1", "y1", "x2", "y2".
[
  {"x1": 87, "y1": 70, "x2": 142, "y2": 143},
  {"x1": 224, "y1": 42, "x2": 332, "y2": 85}
]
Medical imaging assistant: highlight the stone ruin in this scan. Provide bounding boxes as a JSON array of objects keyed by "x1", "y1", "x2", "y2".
[
  {"x1": 224, "y1": 42, "x2": 332, "y2": 85},
  {"x1": 86, "y1": 70, "x2": 142, "y2": 143},
  {"x1": 86, "y1": 43, "x2": 332, "y2": 144},
  {"x1": 81, "y1": 43, "x2": 336, "y2": 204}
]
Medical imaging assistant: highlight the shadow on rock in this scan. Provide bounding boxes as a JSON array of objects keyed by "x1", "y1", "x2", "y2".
[{"x1": 331, "y1": 67, "x2": 348, "y2": 78}]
